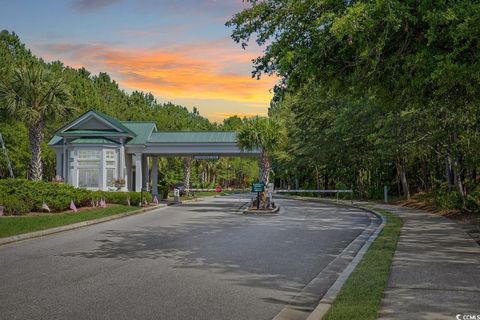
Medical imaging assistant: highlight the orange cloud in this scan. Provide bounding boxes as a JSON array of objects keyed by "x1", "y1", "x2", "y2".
[
  {"x1": 35, "y1": 39, "x2": 277, "y2": 120},
  {"x1": 215, "y1": 112, "x2": 266, "y2": 119}
]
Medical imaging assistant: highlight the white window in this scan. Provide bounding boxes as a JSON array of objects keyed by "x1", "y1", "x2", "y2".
[
  {"x1": 105, "y1": 150, "x2": 115, "y2": 160},
  {"x1": 78, "y1": 150, "x2": 101, "y2": 160},
  {"x1": 77, "y1": 149, "x2": 101, "y2": 189},
  {"x1": 104, "y1": 149, "x2": 117, "y2": 188},
  {"x1": 78, "y1": 168, "x2": 100, "y2": 188},
  {"x1": 106, "y1": 168, "x2": 115, "y2": 187}
]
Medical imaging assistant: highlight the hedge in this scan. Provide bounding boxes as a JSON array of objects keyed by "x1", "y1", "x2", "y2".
[{"x1": 0, "y1": 179, "x2": 152, "y2": 215}]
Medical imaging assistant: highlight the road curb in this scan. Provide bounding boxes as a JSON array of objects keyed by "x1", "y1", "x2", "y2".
[
  {"x1": 305, "y1": 202, "x2": 386, "y2": 320},
  {"x1": 0, "y1": 204, "x2": 167, "y2": 246},
  {"x1": 272, "y1": 195, "x2": 386, "y2": 320},
  {"x1": 242, "y1": 206, "x2": 280, "y2": 215}
]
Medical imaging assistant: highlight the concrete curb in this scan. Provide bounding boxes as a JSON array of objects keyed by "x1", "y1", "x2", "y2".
[
  {"x1": 0, "y1": 204, "x2": 167, "y2": 246},
  {"x1": 242, "y1": 206, "x2": 280, "y2": 215},
  {"x1": 273, "y1": 195, "x2": 386, "y2": 320},
  {"x1": 304, "y1": 201, "x2": 386, "y2": 320}
]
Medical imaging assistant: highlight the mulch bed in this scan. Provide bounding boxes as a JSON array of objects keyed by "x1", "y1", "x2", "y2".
[{"x1": 392, "y1": 197, "x2": 480, "y2": 245}]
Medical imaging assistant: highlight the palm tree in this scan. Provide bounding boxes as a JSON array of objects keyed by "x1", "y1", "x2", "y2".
[
  {"x1": 183, "y1": 156, "x2": 192, "y2": 194},
  {"x1": 0, "y1": 63, "x2": 72, "y2": 180},
  {"x1": 237, "y1": 116, "x2": 283, "y2": 188}
]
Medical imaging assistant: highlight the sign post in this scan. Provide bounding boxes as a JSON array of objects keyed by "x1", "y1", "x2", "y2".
[
  {"x1": 251, "y1": 182, "x2": 265, "y2": 209},
  {"x1": 173, "y1": 188, "x2": 180, "y2": 203},
  {"x1": 267, "y1": 183, "x2": 274, "y2": 208}
]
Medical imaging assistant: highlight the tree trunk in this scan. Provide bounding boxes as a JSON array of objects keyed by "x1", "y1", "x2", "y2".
[
  {"x1": 452, "y1": 157, "x2": 466, "y2": 207},
  {"x1": 260, "y1": 152, "x2": 270, "y2": 185},
  {"x1": 423, "y1": 160, "x2": 430, "y2": 193},
  {"x1": 395, "y1": 159, "x2": 410, "y2": 200},
  {"x1": 259, "y1": 152, "x2": 271, "y2": 208},
  {"x1": 28, "y1": 120, "x2": 44, "y2": 180},
  {"x1": 314, "y1": 166, "x2": 321, "y2": 190},
  {"x1": 445, "y1": 153, "x2": 454, "y2": 188},
  {"x1": 357, "y1": 169, "x2": 365, "y2": 199},
  {"x1": 183, "y1": 156, "x2": 192, "y2": 194}
]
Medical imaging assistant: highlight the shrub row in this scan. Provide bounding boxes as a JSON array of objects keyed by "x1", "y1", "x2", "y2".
[{"x1": 0, "y1": 179, "x2": 152, "y2": 215}]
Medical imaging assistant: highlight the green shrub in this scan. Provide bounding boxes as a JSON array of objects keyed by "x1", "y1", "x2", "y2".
[
  {"x1": 0, "y1": 179, "x2": 152, "y2": 215},
  {"x1": 0, "y1": 195, "x2": 32, "y2": 215},
  {"x1": 430, "y1": 183, "x2": 462, "y2": 210},
  {"x1": 158, "y1": 186, "x2": 169, "y2": 199}
]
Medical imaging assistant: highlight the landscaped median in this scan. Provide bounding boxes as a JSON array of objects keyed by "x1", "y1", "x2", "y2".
[{"x1": 319, "y1": 208, "x2": 403, "y2": 320}]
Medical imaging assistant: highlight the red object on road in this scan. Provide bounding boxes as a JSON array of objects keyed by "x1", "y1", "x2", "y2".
[{"x1": 215, "y1": 186, "x2": 222, "y2": 193}]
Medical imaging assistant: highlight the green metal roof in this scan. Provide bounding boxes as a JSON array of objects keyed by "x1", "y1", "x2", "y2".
[
  {"x1": 48, "y1": 110, "x2": 239, "y2": 147},
  {"x1": 54, "y1": 109, "x2": 136, "y2": 136},
  {"x1": 88, "y1": 110, "x2": 136, "y2": 136},
  {"x1": 121, "y1": 122, "x2": 157, "y2": 145},
  {"x1": 48, "y1": 135, "x2": 62, "y2": 146},
  {"x1": 148, "y1": 131, "x2": 237, "y2": 143},
  {"x1": 70, "y1": 137, "x2": 119, "y2": 145},
  {"x1": 48, "y1": 135, "x2": 121, "y2": 146},
  {"x1": 61, "y1": 130, "x2": 128, "y2": 136}
]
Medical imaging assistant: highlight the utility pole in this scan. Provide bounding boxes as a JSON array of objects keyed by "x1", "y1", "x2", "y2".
[{"x1": 0, "y1": 133, "x2": 14, "y2": 178}]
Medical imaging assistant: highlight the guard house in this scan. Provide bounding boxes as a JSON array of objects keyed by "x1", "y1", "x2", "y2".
[{"x1": 48, "y1": 110, "x2": 259, "y2": 194}]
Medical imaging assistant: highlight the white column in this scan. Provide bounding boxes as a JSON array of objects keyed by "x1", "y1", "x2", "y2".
[
  {"x1": 62, "y1": 138, "x2": 67, "y2": 181},
  {"x1": 119, "y1": 140, "x2": 127, "y2": 191},
  {"x1": 151, "y1": 156, "x2": 159, "y2": 196},
  {"x1": 71, "y1": 149, "x2": 78, "y2": 188},
  {"x1": 135, "y1": 152, "x2": 142, "y2": 192},
  {"x1": 125, "y1": 153, "x2": 132, "y2": 191},
  {"x1": 99, "y1": 149, "x2": 106, "y2": 191},
  {"x1": 146, "y1": 157, "x2": 150, "y2": 192},
  {"x1": 55, "y1": 150, "x2": 62, "y2": 178},
  {"x1": 142, "y1": 155, "x2": 149, "y2": 192}
]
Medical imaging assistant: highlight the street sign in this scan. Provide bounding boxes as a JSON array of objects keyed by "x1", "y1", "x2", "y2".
[
  {"x1": 251, "y1": 183, "x2": 265, "y2": 192},
  {"x1": 215, "y1": 186, "x2": 222, "y2": 193},
  {"x1": 194, "y1": 155, "x2": 219, "y2": 160}
]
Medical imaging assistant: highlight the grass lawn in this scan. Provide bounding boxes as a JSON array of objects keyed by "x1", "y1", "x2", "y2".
[
  {"x1": 323, "y1": 208, "x2": 403, "y2": 320},
  {"x1": 0, "y1": 204, "x2": 138, "y2": 238}
]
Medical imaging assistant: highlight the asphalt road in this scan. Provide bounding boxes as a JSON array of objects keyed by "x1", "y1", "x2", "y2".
[{"x1": 0, "y1": 195, "x2": 377, "y2": 320}]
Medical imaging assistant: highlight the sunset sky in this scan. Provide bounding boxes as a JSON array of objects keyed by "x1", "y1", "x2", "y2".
[{"x1": 0, "y1": 0, "x2": 276, "y2": 123}]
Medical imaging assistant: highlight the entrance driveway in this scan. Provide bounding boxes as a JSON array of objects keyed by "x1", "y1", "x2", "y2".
[{"x1": 0, "y1": 195, "x2": 378, "y2": 320}]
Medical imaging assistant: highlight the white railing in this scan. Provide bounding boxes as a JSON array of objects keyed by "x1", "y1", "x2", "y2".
[
  {"x1": 184, "y1": 188, "x2": 218, "y2": 192},
  {"x1": 273, "y1": 189, "x2": 354, "y2": 204},
  {"x1": 274, "y1": 189, "x2": 353, "y2": 193}
]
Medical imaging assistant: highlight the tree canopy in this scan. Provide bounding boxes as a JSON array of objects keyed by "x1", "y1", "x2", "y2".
[
  {"x1": 228, "y1": 0, "x2": 480, "y2": 209},
  {"x1": 0, "y1": 63, "x2": 72, "y2": 179}
]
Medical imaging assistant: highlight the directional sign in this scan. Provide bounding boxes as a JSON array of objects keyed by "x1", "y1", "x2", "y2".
[
  {"x1": 251, "y1": 183, "x2": 265, "y2": 192},
  {"x1": 194, "y1": 155, "x2": 219, "y2": 160}
]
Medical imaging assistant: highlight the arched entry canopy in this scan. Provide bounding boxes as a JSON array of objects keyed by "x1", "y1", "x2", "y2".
[{"x1": 48, "y1": 110, "x2": 260, "y2": 194}]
